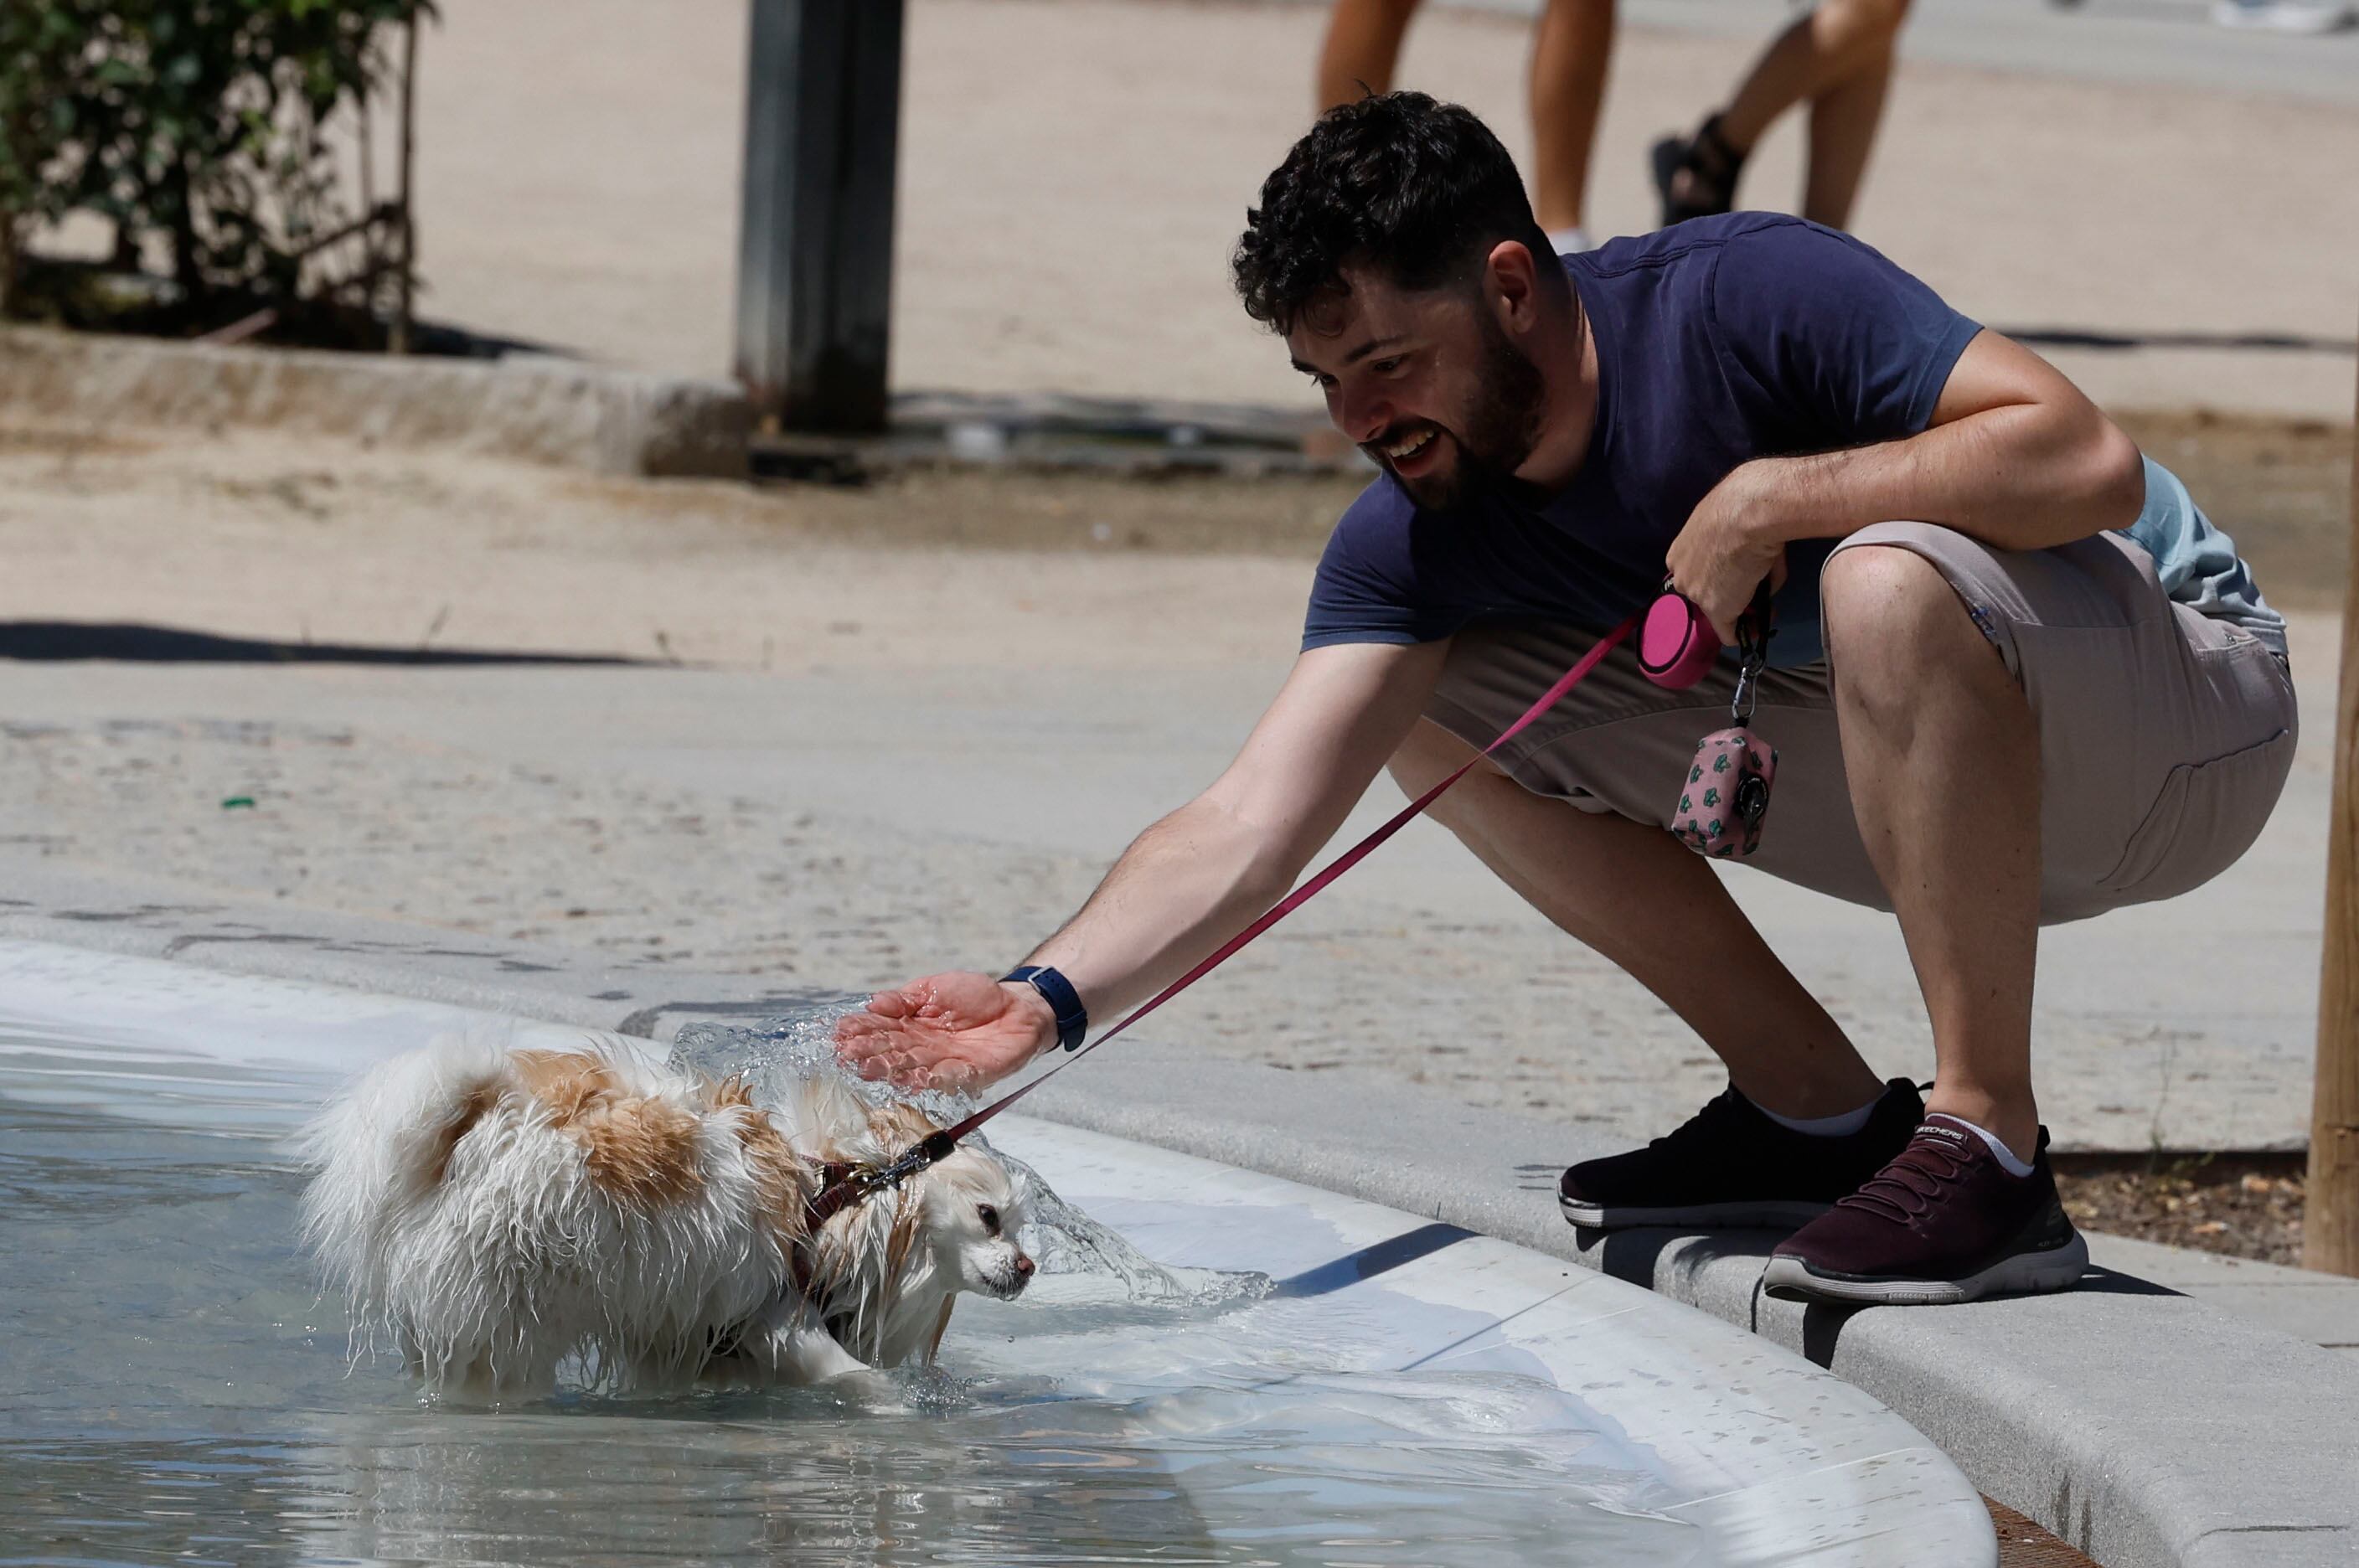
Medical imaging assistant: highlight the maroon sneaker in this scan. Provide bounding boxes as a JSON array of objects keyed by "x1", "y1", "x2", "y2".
[
  {"x1": 1762, "y1": 1115, "x2": 2091, "y2": 1305},
  {"x1": 1559, "y1": 1079, "x2": 1923, "y2": 1230}
]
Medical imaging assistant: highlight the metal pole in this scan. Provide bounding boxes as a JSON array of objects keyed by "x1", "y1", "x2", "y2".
[
  {"x1": 733, "y1": 0, "x2": 905, "y2": 433},
  {"x1": 390, "y1": 13, "x2": 418, "y2": 356},
  {"x1": 2309, "y1": 345, "x2": 2359, "y2": 1277}
]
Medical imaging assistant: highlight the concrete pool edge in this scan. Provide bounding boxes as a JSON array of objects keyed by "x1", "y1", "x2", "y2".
[{"x1": 1, "y1": 874, "x2": 2352, "y2": 1566}]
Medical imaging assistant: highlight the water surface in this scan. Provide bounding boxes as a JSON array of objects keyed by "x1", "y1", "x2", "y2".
[{"x1": 0, "y1": 1017, "x2": 1713, "y2": 1566}]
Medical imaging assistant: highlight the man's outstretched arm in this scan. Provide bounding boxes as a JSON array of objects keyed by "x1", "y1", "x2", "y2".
[{"x1": 834, "y1": 638, "x2": 1450, "y2": 1091}]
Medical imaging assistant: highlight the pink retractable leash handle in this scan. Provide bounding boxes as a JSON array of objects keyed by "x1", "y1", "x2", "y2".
[
  {"x1": 1637, "y1": 580, "x2": 1774, "y2": 689},
  {"x1": 1637, "y1": 592, "x2": 1720, "y2": 689}
]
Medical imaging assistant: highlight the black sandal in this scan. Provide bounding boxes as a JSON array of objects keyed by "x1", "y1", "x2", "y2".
[{"x1": 1649, "y1": 113, "x2": 1746, "y2": 228}]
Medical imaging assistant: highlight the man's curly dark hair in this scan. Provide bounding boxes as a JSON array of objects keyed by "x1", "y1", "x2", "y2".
[{"x1": 1232, "y1": 92, "x2": 1557, "y2": 335}]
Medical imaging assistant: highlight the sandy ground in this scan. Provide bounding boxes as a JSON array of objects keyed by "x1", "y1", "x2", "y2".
[
  {"x1": 39, "y1": 0, "x2": 2346, "y2": 420},
  {"x1": 0, "y1": 419, "x2": 2346, "y2": 1153},
  {"x1": 0, "y1": 425, "x2": 1319, "y2": 672}
]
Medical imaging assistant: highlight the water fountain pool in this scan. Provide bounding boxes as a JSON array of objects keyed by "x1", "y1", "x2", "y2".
[{"x1": 0, "y1": 941, "x2": 1995, "y2": 1566}]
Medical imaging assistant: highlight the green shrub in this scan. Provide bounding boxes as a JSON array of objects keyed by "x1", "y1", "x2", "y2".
[{"x1": 0, "y1": 0, "x2": 431, "y2": 319}]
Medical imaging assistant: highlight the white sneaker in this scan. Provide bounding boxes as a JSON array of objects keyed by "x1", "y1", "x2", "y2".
[
  {"x1": 2211, "y1": 0, "x2": 2356, "y2": 32},
  {"x1": 1546, "y1": 225, "x2": 1595, "y2": 255}
]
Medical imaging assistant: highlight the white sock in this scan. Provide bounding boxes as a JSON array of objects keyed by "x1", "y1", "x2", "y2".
[
  {"x1": 1932, "y1": 1113, "x2": 2036, "y2": 1177},
  {"x1": 1752, "y1": 1091, "x2": 1880, "y2": 1138},
  {"x1": 1546, "y1": 224, "x2": 1594, "y2": 255}
]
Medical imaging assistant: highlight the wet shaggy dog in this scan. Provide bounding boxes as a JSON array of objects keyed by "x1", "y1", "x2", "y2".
[{"x1": 299, "y1": 1038, "x2": 1032, "y2": 1397}]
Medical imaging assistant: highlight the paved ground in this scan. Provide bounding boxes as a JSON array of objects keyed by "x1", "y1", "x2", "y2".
[
  {"x1": 2087, "y1": 1232, "x2": 2359, "y2": 1363},
  {"x1": 0, "y1": 422, "x2": 2340, "y2": 1152},
  {"x1": 38, "y1": 0, "x2": 2344, "y2": 420}
]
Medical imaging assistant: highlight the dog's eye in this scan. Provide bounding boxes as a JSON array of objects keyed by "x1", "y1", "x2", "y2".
[{"x1": 978, "y1": 1204, "x2": 1000, "y2": 1235}]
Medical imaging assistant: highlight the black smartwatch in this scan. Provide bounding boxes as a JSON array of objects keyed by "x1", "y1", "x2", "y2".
[{"x1": 1001, "y1": 965, "x2": 1088, "y2": 1052}]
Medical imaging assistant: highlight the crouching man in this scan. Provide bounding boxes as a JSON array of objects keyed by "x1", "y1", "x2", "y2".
[{"x1": 838, "y1": 93, "x2": 2294, "y2": 1304}]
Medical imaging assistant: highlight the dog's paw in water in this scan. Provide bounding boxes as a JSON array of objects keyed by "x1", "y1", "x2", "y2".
[{"x1": 298, "y1": 1032, "x2": 1031, "y2": 1399}]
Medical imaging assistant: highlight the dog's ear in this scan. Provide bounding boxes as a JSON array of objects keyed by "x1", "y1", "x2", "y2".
[
  {"x1": 785, "y1": 1073, "x2": 875, "y2": 1158},
  {"x1": 863, "y1": 1097, "x2": 942, "y2": 1152}
]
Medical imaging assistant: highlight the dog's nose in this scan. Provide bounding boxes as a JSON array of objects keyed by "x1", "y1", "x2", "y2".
[{"x1": 1014, "y1": 1252, "x2": 1035, "y2": 1277}]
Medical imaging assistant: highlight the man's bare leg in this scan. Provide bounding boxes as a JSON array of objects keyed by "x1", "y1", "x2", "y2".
[
  {"x1": 1390, "y1": 720, "x2": 1887, "y2": 1118},
  {"x1": 1822, "y1": 545, "x2": 2041, "y2": 1160},
  {"x1": 1528, "y1": 0, "x2": 1616, "y2": 236},
  {"x1": 1317, "y1": 0, "x2": 1422, "y2": 111}
]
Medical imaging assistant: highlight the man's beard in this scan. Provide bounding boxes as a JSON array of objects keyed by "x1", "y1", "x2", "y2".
[{"x1": 1388, "y1": 312, "x2": 1548, "y2": 513}]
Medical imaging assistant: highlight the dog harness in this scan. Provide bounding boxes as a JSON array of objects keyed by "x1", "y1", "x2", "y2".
[{"x1": 800, "y1": 1138, "x2": 953, "y2": 1233}]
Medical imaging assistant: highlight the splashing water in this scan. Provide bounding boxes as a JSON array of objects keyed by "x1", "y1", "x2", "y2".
[{"x1": 668, "y1": 1002, "x2": 1271, "y2": 1309}]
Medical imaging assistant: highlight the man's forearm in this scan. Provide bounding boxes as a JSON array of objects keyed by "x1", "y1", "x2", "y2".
[
  {"x1": 1018, "y1": 795, "x2": 1295, "y2": 1029},
  {"x1": 1749, "y1": 403, "x2": 2145, "y2": 554},
  {"x1": 983, "y1": 638, "x2": 1444, "y2": 1061}
]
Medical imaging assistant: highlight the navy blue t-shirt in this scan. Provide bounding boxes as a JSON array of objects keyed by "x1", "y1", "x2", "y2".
[{"x1": 1301, "y1": 214, "x2": 1981, "y2": 668}]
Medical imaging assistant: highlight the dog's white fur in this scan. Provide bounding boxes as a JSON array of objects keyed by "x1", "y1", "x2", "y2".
[{"x1": 298, "y1": 1035, "x2": 1030, "y2": 1398}]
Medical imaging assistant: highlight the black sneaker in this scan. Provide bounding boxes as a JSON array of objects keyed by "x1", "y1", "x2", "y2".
[
  {"x1": 1761, "y1": 1116, "x2": 2091, "y2": 1305},
  {"x1": 1559, "y1": 1079, "x2": 1924, "y2": 1230}
]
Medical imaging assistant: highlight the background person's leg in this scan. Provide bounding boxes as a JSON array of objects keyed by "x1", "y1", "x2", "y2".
[
  {"x1": 1659, "y1": 0, "x2": 1910, "y2": 230},
  {"x1": 1390, "y1": 719, "x2": 1887, "y2": 1119},
  {"x1": 1527, "y1": 0, "x2": 1616, "y2": 245},
  {"x1": 1820, "y1": 544, "x2": 2041, "y2": 1161},
  {"x1": 1316, "y1": 0, "x2": 1422, "y2": 111},
  {"x1": 1798, "y1": 17, "x2": 1898, "y2": 227}
]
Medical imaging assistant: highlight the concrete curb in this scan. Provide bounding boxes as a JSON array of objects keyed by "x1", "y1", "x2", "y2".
[
  {"x1": 0, "y1": 326, "x2": 751, "y2": 478},
  {"x1": 1012, "y1": 1060, "x2": 2359, "y2": 1568},
  {"x1": 0, "y1": 860, "x2": 2351, "y2": 1568},
  {"x1": 2086, "y1": 1232, "x2": 2359, "y2": 1353}
]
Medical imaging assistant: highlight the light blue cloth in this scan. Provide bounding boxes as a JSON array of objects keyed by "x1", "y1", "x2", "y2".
[{"x1": 2116, "y1": 456, "x2": 2287, "y2": 658}]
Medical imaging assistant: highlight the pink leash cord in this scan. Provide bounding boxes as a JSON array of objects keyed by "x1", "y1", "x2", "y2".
[{"x1": 913, "y1": 610, "x2": 1642, "y2": 1152}]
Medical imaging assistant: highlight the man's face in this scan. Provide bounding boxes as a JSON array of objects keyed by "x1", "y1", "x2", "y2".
[{"x1": 1286, "y1": 266, "x2": 1546, "y2": 512}]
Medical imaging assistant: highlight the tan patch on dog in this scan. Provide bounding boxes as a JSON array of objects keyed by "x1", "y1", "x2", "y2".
[
  {"x1": 426, "y1": 1081, "x2": 500, "y2": 1187},
  {"x1": 712, "y1": 1075, "x2": 806, "y2": 1249},
  {"x1": 509, "y1": 1050, "x2": 613, "y2": 1116},
  {"x1": 510, "y1": 1050, "x2": 704, "y2": 1207}
]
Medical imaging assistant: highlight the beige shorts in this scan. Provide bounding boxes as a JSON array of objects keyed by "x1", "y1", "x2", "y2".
[{"x1": 1425, "y1": 523, "x2": 2298, "y2": 925}]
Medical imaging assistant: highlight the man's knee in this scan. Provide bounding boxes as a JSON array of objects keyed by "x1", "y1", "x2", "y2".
[{"x1": 1822, "y1": 544, "x2": 1991, "y2": 698}]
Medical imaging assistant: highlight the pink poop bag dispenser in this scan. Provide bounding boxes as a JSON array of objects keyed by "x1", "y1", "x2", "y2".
[
  {"x1": 1650, "y1": 580, "x2": 1778, "y2": 859},
  {"x1": 1672, "y1": 727, "x2": 1777, "y2": 859}
]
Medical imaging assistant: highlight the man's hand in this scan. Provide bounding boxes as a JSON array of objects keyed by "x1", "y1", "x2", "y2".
[
  {"x1": 1665, "y1": 460, "x2": 1789, "y2": 645},
  {"x1": 833, "y1": 972, "x2": 1056, "y2": 1092}
]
